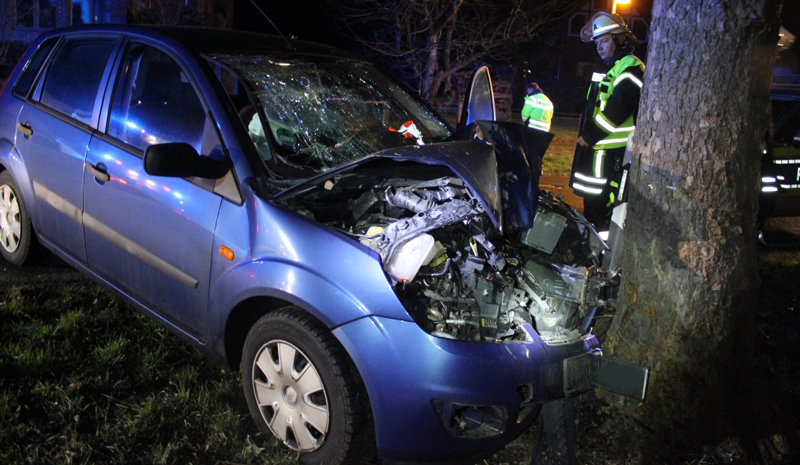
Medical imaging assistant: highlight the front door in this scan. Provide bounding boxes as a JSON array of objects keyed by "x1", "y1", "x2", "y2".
[{"x1": 84, "y1": 41, "x2": 224, "y2": 337}]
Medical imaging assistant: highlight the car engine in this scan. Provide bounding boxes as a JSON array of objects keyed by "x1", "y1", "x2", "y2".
[{"x1": 276, "y1": 162, "x2": 619, "y2": 345}]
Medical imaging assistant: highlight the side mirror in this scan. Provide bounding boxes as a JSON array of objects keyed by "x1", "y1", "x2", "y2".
[
  {"x1": 143, "y1": 143, "x2": 229, "y2": 179},
  {"x1": 457, "y1": 66, "x2": 496, "y2": 132}
]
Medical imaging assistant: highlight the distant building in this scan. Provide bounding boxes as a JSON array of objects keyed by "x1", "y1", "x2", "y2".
[
  {"x1": 3, "y1": 1, "x2": 232, "y2": 45},
  {"x1": 3, "y1": 1, "x2": 126, "y2": 44}
]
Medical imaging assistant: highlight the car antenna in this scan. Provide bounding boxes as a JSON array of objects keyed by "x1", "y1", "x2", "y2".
[{"x1": 248, "y1": 0, "x2": 294, "y2": 50}]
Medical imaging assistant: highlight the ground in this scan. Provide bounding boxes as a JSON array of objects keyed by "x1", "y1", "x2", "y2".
[{"x1": 2, "y1": 203, "x2": 799, "y2": 465}]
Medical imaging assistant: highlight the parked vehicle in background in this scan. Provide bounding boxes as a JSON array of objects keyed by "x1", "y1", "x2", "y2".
[
  {"x1": 761, "y1": 84, "x2": 800, "y2": 221},
  {"x1": 0, "y1": 25, "x2": 645, "y2": 464}
]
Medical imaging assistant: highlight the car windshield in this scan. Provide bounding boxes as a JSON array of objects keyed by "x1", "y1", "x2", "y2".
[{"x1": 215, "y1": 54, "x2": 453, "y2": 173}]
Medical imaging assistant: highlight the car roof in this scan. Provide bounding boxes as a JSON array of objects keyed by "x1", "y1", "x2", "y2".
[{"x1": 37, "y1": 24, "x2": 358, "y2": 60}]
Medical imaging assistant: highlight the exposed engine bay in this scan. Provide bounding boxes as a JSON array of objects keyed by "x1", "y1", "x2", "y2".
[{"x1": 275, "y1": 159, "x2": 619, "y2": 345}]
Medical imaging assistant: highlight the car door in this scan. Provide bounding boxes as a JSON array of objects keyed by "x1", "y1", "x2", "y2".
[
  {"x1": 14, "y1": 35, "x2": 118, "y2": 263},
  {"x1": 456, "y1": 66, "x2": 496, "y2": 131},
  {"x1": 84, "y1": 40, "x2": 226, "y2": 337}
]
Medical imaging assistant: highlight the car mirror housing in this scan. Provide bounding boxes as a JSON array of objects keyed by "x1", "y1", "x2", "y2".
[{"x1": 144, "y1": 143, "x2": 230, "y2": 179}]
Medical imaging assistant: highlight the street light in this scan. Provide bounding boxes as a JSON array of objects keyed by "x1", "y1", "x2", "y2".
[{"x1": 612, "y1": 0, "x2": 630, "y2": 14}]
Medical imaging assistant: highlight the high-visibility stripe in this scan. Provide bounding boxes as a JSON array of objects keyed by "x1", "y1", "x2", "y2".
[
  {"x1": 613, "y1": 72, "x2": 643, "y2": 88},
  {"x1": 774, "y1": 159, "x2": 800, "y2": 164},
  {"x1": 572, "y1": 182, "x2": 604, "y2": 195},
  {"x1": 595, "y1": 137, "x2": 630, "y2": 146},
  {"x1": 594, "y1": 149, "x2": 605, "y2": 178},
  {"x1": 528, "y1": 120, "x2": 551, "y2": 131},
  {"x1": 574, "y1": 172, "x2": 607, "y2": 185},
  {"x1": 592, "y1": 72, "x2": 606, "y2": 82},
  {"x1": 595, "y1": 113, "x2": 636, "y2": 133},
  {"x1": 594, "y1": 23, "x2": 621, "y2": 35}
]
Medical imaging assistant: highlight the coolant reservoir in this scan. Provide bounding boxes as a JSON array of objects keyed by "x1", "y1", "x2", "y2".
[{"x1": 385, "y1": 233, "x2": 436, "y2": 282}]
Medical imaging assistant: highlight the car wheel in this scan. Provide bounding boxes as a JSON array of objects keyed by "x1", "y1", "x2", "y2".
[
  {"x1": 0, "y1": 171, "x2": 34, "y2": 266},
  {"x1": 242, "y1": 307, "x2": 374, "y2": 465}
]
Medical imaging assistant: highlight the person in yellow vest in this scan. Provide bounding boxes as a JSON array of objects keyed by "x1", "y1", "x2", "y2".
[
  {"x1": 569, "y1": 12, "x2": 644, "y2": 232},
  {"x1": 521, "y1": 82, "x2": 554, "y2": 132}
]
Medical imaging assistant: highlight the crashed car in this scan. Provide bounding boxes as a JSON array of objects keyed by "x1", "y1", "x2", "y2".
[{"x1": 0, "y1": 25, "x2": 642, "y2": 464}]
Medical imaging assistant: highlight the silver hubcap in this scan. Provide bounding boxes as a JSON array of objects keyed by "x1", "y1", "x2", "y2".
[
  {"x1": 252, "y1": 340, "x2": 329, "y2": 452},
  {"x1": 0, "y1": 184, "x2": 21, "y2": 254}
]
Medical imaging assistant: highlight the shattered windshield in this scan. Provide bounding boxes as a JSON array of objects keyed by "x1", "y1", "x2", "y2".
[{"x1": 215, "y1": 54, "x2": 453, "y2": 173}]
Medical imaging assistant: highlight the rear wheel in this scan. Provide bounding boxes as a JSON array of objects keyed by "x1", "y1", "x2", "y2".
[
  {"x1": 0, "y1": 171, "x2": 34, "y2": 266},
  {"x1": 241, "y1": 307, "x2": 374, "y2": 465}
]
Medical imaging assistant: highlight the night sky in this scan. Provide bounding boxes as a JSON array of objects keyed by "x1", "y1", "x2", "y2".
[{"x1": 233, "y1": 0, "x2": 348, "y2": 48}]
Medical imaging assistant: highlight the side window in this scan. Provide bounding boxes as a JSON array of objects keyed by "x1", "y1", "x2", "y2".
[
  {"x1": 13, "y1": 37, "x2": 59, "y2": 99},
  {"x1": 39, "y1": 38, "x2": 116, "y2": 125},
  {"x1": 108, "y1": 43, "x2": 209, "y2": 154}
]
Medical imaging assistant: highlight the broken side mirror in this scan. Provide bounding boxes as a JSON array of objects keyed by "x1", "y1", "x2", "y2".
[
  {"x1": 144, "y1": 142, "x2": 230, "y2": 179},
  {"x1": 457, "y1": 66, "x2": 496, "y2": 132}
]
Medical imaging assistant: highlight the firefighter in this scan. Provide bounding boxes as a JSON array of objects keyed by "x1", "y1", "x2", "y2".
[
  {"x1": 521, "y1": 82, "x2": 554, "y2": 132},
  {"x1": 570, "y1": 12, "x2": 644, "y2": 232}
]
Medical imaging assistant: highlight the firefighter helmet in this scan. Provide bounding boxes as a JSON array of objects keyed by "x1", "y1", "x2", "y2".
[{"x1": 580, "y1": 12, "x2": 632, "y2": 42}]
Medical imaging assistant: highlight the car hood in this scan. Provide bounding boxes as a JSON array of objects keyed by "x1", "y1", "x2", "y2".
[{"x1": 271, "y1": 121, "x2": 553, "y2": 233}]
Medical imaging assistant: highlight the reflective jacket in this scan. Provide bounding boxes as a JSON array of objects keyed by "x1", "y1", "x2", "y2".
[
  {"x1": 571, "y1": 53, "x2": 644, "y2": 197},
  {"x1": 521, "y1": 92, "x2": 554, "y2": 132}
]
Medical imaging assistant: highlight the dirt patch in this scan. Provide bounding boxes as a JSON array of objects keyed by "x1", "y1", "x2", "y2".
[{"x1": 540, "y1": 174, "x2": 583, "y2": 211}]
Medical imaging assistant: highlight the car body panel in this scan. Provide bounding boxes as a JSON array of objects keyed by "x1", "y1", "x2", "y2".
[
  {"x1": 14, "y1": 104, "x2": 91, "y2": 262},
  {"x1": 84, "y1": 135, "x2": 222, "y2": 336},
  {"x1": 334, "y1": 315, "x2": 585, "y2": 463}
]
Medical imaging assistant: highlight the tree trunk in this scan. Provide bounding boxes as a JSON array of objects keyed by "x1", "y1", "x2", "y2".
[{"x1": 604, "y1": 0, "x2": 782, "y2": 459}]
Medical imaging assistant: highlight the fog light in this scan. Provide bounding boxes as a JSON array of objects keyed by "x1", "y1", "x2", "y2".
[{"x1": 431, "y1": 400, "x2": 506, "y2": 438}]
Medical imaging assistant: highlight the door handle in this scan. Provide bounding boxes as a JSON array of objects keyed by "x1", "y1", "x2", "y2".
[
  {"x1": 17, "y1": 121, "x2": 33, "y2": 138},
  {"x1": 86, "y1": 162, "x2": 111, "y2": 183}
]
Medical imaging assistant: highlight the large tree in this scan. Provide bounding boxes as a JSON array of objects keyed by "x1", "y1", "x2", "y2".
[
  {"x1": 329, "y1": 0, "x2": 581, "y2": 108},
  {"x1": 604, "y1": 0, "x2": 784, "y2": 460}
]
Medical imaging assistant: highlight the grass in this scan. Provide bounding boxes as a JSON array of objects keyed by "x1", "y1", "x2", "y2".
[
  {"x1": 542, "y1": 118, "x2": 579, "y2": 177},
  {"x1": 0, "y1": 280, "x2": 296, "y2": 465},
  {"x1": 543, "y1": 134, "x2": 577, "y2": 177}
]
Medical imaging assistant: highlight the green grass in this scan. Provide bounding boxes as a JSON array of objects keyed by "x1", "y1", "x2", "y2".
[
  {"x1": 543, "y1": 134, "x2": 577, "y2": 177},
  {"x1": 0, "y1": 281, "x2": 297, "y2": 464}
]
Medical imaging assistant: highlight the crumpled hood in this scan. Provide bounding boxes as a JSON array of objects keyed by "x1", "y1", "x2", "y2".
[{"x1": 271, "y1": 121, "x2": 553, "y2": 233}]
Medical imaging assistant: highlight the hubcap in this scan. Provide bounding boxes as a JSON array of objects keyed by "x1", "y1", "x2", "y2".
[
  {"x1": 0, "y1": 184, "x2": 21, "y2": 254},
  {"x1": 252, "y1": 340, "x2": 329, "y2": 452}
]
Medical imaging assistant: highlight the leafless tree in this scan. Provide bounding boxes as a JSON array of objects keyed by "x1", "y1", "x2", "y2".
[
  {"x1": 329, "y1": 0, "x2": 581, "y2": 108},
  {"x1": 130, "y1": 0, "x2": 208, "y2": 26}
]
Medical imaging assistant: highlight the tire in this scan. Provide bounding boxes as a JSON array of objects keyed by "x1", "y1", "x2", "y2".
[
  {"x1": 531, "y1": 396, "x2": 578, "y2": 465},
  {"x1": 241, "y1": 307, "x2": 375, "y2": 465},
  {"x1": 0, "y1": 171, "x2": 35, "y2": 266}
]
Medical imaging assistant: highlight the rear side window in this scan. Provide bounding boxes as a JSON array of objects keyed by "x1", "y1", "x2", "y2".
[
  {"x1": 13, "y1": 37, "x2": 59, "y2": 99},
  {"x1": 40, "y1": 37, "x2": 116, "y2": 125}
]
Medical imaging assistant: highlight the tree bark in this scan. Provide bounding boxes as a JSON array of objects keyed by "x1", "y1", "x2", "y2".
[{"x1": 604, "y1": 0, "x2": 782, "y2": 459}]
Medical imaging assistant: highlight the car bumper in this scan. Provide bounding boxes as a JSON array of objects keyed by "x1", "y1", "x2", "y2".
[{"x1": 333, "y1": 315, "x2": 595, "y2": 464}]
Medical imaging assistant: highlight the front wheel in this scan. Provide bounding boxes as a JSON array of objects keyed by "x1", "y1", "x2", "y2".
[
  {"x1": 0, "y1": 171, "x2": 35, "y2": 266},
  {"x1": 241, "y1": 307, "x2": 374, "y2": 465}
]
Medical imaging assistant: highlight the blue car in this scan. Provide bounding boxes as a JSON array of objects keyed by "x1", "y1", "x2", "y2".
[{"x1": 0, "y1": 25, "x2": 631, "y2": 464}]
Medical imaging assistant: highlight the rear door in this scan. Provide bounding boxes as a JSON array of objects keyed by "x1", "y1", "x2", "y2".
[
  {"x1": 84, "y1": 39, "x2": 226, "y2": 337},
  {"x1": 14, "y1": 35, "x2": 119, "y2": 263}
]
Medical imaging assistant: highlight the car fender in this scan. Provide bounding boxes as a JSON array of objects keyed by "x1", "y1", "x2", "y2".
[
  {"x1": 0, "y1": 138, "x2": 37, "y2": 221},
  {"x1": 205, "y1": 194, "x2": 414, "y2": 363}
]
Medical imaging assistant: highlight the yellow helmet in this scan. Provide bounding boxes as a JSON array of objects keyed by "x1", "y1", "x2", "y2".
[{"x1": 580, "y1": 12, "x2": 632, "y2": 42}]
